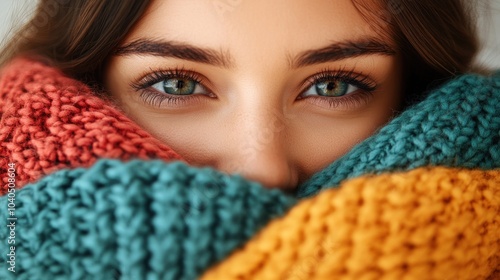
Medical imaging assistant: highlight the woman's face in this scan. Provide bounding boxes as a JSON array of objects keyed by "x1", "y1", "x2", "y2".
[{"x1": 104, "y1": 0, "x2": 403, "y2": 191}]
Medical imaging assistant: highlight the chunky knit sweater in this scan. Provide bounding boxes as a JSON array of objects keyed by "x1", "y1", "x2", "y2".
[{"x1": 0, "y1": 58, "x2": 499, "y2": 280}]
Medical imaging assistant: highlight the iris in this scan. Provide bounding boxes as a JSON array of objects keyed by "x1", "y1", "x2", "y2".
[
  {"x1": 163, "y1": 78, "x2": 196, "y2": 95},
  {"x1": 315, "y1": 80, "x2": 349, "y2": 97}
]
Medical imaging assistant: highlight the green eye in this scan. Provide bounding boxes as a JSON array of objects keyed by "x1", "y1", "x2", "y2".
[
  {"x1": 153, "y1": 78, "x2": 197, "y2": 95},
  {"x1": 305, "y1": 80, "x2": 356, "y2": 97}
]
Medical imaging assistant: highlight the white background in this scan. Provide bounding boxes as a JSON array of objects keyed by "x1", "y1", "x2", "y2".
[{"x1": 0, "y1": 0, "x2": 499, "y2": 68}]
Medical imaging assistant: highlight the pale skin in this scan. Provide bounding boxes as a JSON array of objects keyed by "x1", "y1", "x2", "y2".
[{"x1": 104, "y1": 0, "x2": 403, "y2": 192}]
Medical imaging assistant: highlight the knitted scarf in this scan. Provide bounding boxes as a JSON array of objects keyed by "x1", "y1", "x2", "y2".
[{"x1": 0, "y1": 58, "x2": 499, "y2": 280}]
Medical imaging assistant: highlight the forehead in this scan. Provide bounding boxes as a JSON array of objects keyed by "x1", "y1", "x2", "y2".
[{"x1": 125, "y1": 0, "x2": 388, "y2": 57}]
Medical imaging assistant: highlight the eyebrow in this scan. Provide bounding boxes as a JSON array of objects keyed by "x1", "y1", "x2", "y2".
[
  {"x1": 290, "y1": 38, "x2": 396, "y2": 68},
  {"x1": 114, "y1": 39, "x2": 234, "y2": 68},
  {"x1": 114, "y1": 38, "x2": 396, "y2": 69}
]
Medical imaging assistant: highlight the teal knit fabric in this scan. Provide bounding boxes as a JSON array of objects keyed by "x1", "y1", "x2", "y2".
[
  {"x1": 298, "y1": 72, "x2": 500, "y2": 197},
  {"x1": 0, "y1": 160, "x2": 296, "y2": 280},
  {"x1": 1, "y1": 72, "x2": 499, "y2": 279}
]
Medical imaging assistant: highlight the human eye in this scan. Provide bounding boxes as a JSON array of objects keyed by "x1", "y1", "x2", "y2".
[
  {"x1": 131, "y1": 67, "x2": 215, "y2": 108},
  {"x1": 298, "y1": 68, "x2": 378, "y2": 110}
]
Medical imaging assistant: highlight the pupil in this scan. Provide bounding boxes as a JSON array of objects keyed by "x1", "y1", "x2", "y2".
[
  {"x1": 326, "y1": 82, "x2": 335, "y2": 91},
  {"x1": 177, "y1": 80, "x2": 185, "y2": 89}
]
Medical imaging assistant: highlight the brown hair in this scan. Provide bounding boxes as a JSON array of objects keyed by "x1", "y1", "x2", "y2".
[
  {"x1": 0, "y1": 0, "x2": 482, "y2": 100},
  {"x1": 0, "y1": 0, "x2": 151, "y2": 86},
  {"x1": 352, "y1": 0, "x2": 481, "y2": 103}
]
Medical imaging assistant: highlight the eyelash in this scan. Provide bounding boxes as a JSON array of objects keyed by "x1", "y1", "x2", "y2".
[
  {"x1": 131, "y1": 66, "x2": 378, "y2": 109},
  {"x1": 131, "y1": 67, "x2": 211, "y2": 107},
  {"x1": 297, "y1": 67, "x2": 377, "y2": 109}
]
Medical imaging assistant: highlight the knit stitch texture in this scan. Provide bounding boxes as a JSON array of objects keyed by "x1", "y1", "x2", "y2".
[
  {"x1": 202, "y1": 167, "x2": 500, "y2": 280},
  {"x1": 0, "y1": 159, "x2": 296, "y2": 280},
  {"x1": 299, "y1": 73, "x2": 500, "y2": 197},
  {"x1": 0, "y1": 58, "x2": 182, "y2": 194},
  {"x1": 1, "y1": 58, "x2": 499, "y2": 279}
]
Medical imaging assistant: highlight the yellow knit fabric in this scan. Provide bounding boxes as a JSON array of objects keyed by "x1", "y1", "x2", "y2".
[{"x1": 201, "y1": 167, "x2": 500, "y2": 280}]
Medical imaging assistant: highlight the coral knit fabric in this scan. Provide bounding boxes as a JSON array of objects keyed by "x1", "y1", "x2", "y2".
[
  {"x1": 0, "y1": 58, "x2": 499, "y2": 280},
  {"x1": 0, "y1": 58, "x2": 182, "y2": 194}
]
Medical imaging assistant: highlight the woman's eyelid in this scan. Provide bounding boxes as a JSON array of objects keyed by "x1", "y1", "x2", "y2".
[
  {"x1": 314, "y1": 70, "x2": 375, "y2": 89},
  {"x1": 132, "y1": 68, "x2": 214, "y2": 92},
  {"x1": 297, "y1": 70, "x2": 377, "y2": 98}
]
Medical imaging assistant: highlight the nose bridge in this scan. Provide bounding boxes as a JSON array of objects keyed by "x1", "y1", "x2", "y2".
[
  {"x1": 239, "y1": 105, "x2": 285, "y2": 159},
  {"x1": 221, "y1": 93, "x2": 296, "y2": 190}
]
